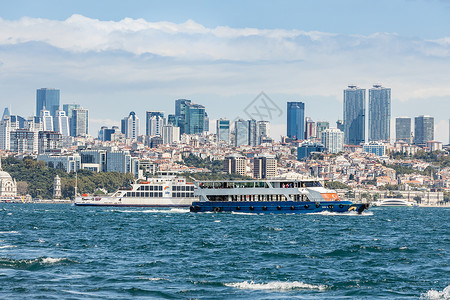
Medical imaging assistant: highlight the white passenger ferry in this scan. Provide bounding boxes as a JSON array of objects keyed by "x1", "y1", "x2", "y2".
[
  {"x1": 371, "y1": 198, "x2": 418, "y2": 207},
  {"x1": 190, "y1": 173, "x2": 369, "y2": 214},
  {"x1": 74, "y1": 172, "x2": 196, "y2": 207}
]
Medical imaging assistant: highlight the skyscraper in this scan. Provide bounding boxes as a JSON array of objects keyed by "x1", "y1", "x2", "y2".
[
  {"x1": 343, "y1": 85, "x2": 365, "y2": 145},
  {"x1": 54, "y1": 110, "x2": 70, "y2": 136},
  {"x1": 216, "y1": 119, "x2": 230, "y2": 144},
  {"x1": 62, "y1": 104, "x2": 81, "y2": 119},
  {"x1": 36, "y1": 88, "x2": 60, "y2": 118},
  {"x1": 162, "y1": 124, "x2": 180, "y2": 144},
  {"x1": 414, "y1": 115, "x2": 434, "y2": 145},
  {"x1": 287, "y1": 102, "x2": 305, "y2": 140},
  {"x1": 305, "y1": 117, "x2": 316, "y2": 140},
  {"x1": 121, "y1": 111, "x2": 139, "y2": 140},
  {"x1": 257, "y1": 121, "x2": 270, "y2": 145},
  {"x1": 368, "y1": 85, "x2": 391, "y2": 142},
  {"x1": 71, "y1": 108, "x2": 89, "y2": 137},
  {"x1": 185, "y1": 103, "x2": 205, "y2": 134},
  {"x1": 248, "y1": 119, "x2": 257, "y2": 147},
  {"x1": 175, "y1": 99, "x2": 191, "y2": 134},
  {"x1": 40, "y1": 108, "x2": 54, "y2": 131},
  {"x1": 235, "y1": 119, "x2": 249, "y2": 147},
  {"x1": 395, "y1": 117, "x2": 412, "y2": 143},
  {"x1": 146, "y1": 111, "x2": 165, "y2": 136}
]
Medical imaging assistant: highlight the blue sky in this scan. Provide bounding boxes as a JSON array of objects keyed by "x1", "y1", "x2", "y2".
[{"x1": 0, "y1": 0, "x2": 449, "y2": 142}]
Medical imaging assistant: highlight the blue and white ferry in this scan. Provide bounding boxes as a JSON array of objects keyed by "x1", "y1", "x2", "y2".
[{"x1": 190, "y1": 173, "x2": 369, "y2": 214}]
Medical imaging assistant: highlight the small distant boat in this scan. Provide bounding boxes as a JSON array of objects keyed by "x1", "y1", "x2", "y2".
[{"x1": 371, "y1": 198, "x2": 418, "y2": 207}]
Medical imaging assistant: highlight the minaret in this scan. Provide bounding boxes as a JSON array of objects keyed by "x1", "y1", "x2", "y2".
[{"x1": 53, "y1": 175, "x2": 62, "y2": 199}]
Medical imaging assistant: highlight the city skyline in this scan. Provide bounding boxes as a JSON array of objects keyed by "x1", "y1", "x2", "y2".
[{"x1": 0, "y1": 1, "x2": 449, "y2": 142}]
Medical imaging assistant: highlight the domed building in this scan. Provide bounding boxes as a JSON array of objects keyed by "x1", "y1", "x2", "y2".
[{"x1": 0, "y1": 158, "x2": 17, "y2": 197}]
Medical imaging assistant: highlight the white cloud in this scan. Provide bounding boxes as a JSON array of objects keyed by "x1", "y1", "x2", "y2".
[{"x1": 0, "y1": 15, "x2": 449, "y2": 142}]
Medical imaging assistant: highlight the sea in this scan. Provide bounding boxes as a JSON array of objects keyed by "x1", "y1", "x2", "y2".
[{"x1": 0, "y1": 204, "x2": 448, "y2": 299}]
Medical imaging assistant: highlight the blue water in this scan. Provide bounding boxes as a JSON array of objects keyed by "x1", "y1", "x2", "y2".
[{"x1": 0, "y1": 204, "x2": 448, "y2": 299}]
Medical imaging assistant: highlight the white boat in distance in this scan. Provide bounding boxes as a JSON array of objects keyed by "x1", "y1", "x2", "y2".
[
  {"x1": 371, "y1": 198, "x2": 418, "y2": 207},
  {"x1": 74, "y1": 172, "x2": 196, "y2": 207}
]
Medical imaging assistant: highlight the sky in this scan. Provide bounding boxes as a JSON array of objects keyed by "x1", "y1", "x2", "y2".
[{"x1": 0, "y1": 0, "x2": 449, "y2": 143}]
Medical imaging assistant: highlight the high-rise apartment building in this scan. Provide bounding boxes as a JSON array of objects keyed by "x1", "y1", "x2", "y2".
[
  {"x1": 10, "y1": 129, "x2": 38, "y2": 154},
  {"x1": 316, "y1": 121, "x2": 330, "y2": 140},
  {"x1": 216, "y1": 119, "x2": 230, "y2": 144},
  {"x1": 368, "y1": 85, "x2": 391, "y2": 142},
  {"x1": 71, "y1": 108, "x2": 89, "y2": 137},
  {"x1": 343, "y1": 85, "x2": 365, "y2": 145},
  {"x1": 36, "y1": 88, "x2": 60, "y2": 118},
  {"x1": 305, "y1": 117, "x2": 316, "y2": 140},
  {"x1": 223, "y1": 154, "x2": 246, "y2": 176},
  {"x1": 146, "y1": 111, "x2": 165, "y2": 136},
  {"x1": 321, "y1": 128, "x2": 344, "y2": 154},
  {"x1": 414, "y1": 115, "x2": 434, "y2": 145},
  {"x1": 395, "y1": 117, "x2": 412, "y2": 143},
  {"x1": 257, "y1": 121, "x2": 270, "y2": 145},
  {"x1": 121, "y1": 111, "x2": 139, "y2": 140},
  {"x1": 162, "y1": 124, "x2": 180, "y2": 144},
  {"x1": 287, "y1": 102, "x2": 305, "y2": 140},
  {"x1": 253, "y1": 154, "x2": 277, "y2": 179}
]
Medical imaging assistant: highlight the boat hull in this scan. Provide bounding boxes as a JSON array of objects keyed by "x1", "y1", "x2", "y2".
[{"x1": 190, "y1": 201, "x2": 369, "y2": 214}]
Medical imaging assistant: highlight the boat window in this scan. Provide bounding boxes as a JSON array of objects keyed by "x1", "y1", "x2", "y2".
[
  {"x1": 159, "y1": 192, "x2": 163, "y2": 197},
  {"x1": 304, "y1": 181, "x2": 322, "y2": 187}
]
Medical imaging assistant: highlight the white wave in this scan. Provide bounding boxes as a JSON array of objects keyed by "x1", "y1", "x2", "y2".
[
  {"x1": 41, "y1": 257, "x2": 68, "y2": 264},
  {"x1": 0, "y1": 245, "x2": 17, "y2": 249},
  {"x1": 225, "y1": 281, "x2": 326, "y2": 291},
  {"x1": 306, "y1": 211, "x2": 373, "y2": 216},
  {"x1": 113, "y1": 208, "x2": 189, "y2": 214},
  {"x1": 214, "y1": 220, "x2": 221, "y2": 223},
  {"x1": 231, "y1": 211, "x2": 257, "y2": 216},
  {"x1": 7, "y1": 213, "x2": 12, "y2": 215},
  {"x1": 140, "y1": 277, "x2": 169, "y2": 281},
  {"x1": 38, "y1": 239, "x2": 45, "y2": 243},
  {"x1": 0, "y1": 231, "x2": 19, "y2": 234},
  {"x1": 421, "y1": 285, "x2": 450, "y2": 300}
]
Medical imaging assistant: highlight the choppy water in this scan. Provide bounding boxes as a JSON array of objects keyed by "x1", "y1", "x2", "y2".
[{"x1": 0, "y1": 204, "x2": 448, "y2": 299}]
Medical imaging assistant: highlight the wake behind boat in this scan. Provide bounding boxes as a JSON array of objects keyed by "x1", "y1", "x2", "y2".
[
  {"x1": 189, "y1": 173, "x2": 369, "y2": 214},
  {"x1": 74, "y1": 172, "x2": 196, "y2": 207}
]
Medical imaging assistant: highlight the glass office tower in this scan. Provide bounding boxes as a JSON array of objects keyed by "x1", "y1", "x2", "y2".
[
  {"x1": 36, "y1": 88, "x2": 60, "y2": 118},
  {"x1": 343, "y1": 85, "x2": 365, "y2": 145},
  {"x1": 287, "y1": 102, "x2": 305, "y2": 140},
  {"x1": 368, "y1": 85, "x2": 391, "y2": 142}
]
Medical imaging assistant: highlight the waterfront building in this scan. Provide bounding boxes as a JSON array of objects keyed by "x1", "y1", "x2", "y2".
[
  {"x1": 305, "y1": 117, "x2": 316, "y2": 140},
  {"x1": 253, "y1": 154, "x2": 277, "y2": 179},
  {"x1": 36, "y1": 88, "x2": 60, "y2": 118},
  {"x1": 363, "y1": 141, "x2": 388, "y2": 157},
  {"x1": 234, "y1": 119, "x2": 249, "y2": 147},
  {"x1": 368, "y1": 85, "x2": 391, "y2": 142},
  {"x1": 321, "y1": 128, "x2": 344, "y2": 154},
  {"x1": 223, "y1": 153, "x2": 246, "y2": 176},
  {"x1": 162, "y1": 125, "x2": 180, "y2": 144},
  {"x1": 54, "y1": 110, "x2": 70, "y2": 136},
  {"x1": 316, "y1": 121, "x2": 329, "y2": 140},
  {"x1": 216, "y1": 119, "x2": 230, "y2": 144},
  {"x1": 396, "y1": 117, "x2": 412, "y2": 143},
  {"x1": 343, "y1": 85, "x2": 365, "y2": 145},
  {"x1": 257, "y1": 121, "x2": 270, "y2": 145},
  {"x1": 414, "y1": 115, "x2": 434, "y2": 145},
  {"x1": 146, "y1": 111, "x2": 165, "y2": 136},
  {"x1": 121, "y1": 111, "x2": 139, "y2": 140},
  {"x1": 38, "y1": 131, "x2": 62, "y2": 154},
  {"x1": 287, "y1": 102, "x2": 305, "y2": 140},
  {"x1": 71, "y1": 108, "x2": 89, "y2": 137},
  {"x1": 0, "y1": 159, "x2": 17, "y2": 197},
  {"x1": 10, "y1": 129, "x2": 38, "y2": 154},
  {"x1": 40, "y1": 109, "x2": 54, "y2": 131},
  {"x1": 38, "y1": 153, "x2": 81, "y2": 172},
  {"x1": 297, "y1": 142, "x2": 325, "y2": 160}
]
